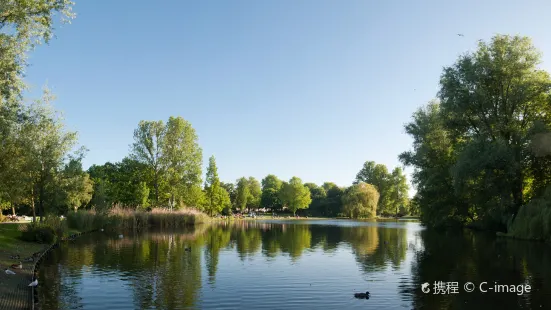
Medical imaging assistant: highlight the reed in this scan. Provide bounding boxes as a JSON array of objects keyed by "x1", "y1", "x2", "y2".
[{"x1": 66, "y1": 207, "x2": 210, "y2": 232}]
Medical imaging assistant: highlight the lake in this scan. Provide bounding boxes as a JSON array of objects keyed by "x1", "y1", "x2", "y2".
[{"x1": 37, "y1": 219, "x2": 551, "y2": 309}]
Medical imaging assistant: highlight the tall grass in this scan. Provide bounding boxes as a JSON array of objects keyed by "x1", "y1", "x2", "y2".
[
  {"x1": 507, "y1": 186, "x2": 551, "y2": 242},
  {"x1": 66, "y1": 207, "x2": 210, "y2": 232}
]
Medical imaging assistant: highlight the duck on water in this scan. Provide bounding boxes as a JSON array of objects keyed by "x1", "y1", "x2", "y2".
[{"x1": 354, "y1": 291, "x2": 370, "y2": 299}]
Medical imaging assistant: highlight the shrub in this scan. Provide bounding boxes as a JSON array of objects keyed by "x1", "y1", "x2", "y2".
[
  {"x1": 508, "y1": 186, "x2": 551, "y2": 241},
  {"x1": 20, "y1": 223, "x2": 57, "y2": 244}
]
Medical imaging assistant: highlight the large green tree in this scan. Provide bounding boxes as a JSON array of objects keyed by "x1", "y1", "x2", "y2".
[
  {"x1": 235, "y1": 177, "x2": 249, "y2": 212},
  {"x1": 0, "y1": 0, "x2": 75, "y2": 100},
  {"x1": 401, "y1": 35, "x2": 551, "y2": 230},
  {"x1": 59, "y1": 155, "x2": 93, "y2": 212},
  {"x1": 246, "y1": 177, "x2": 261, "y2": 211},
  {"x1": 355, "y1": 161, "x2": 392, "y2": 215},
  {"x1": 131, "y1": 120, "x2": 165, "y2": 205},
  {"x1": 20, "y1": 90, "x2": 78, "y2": 221},
  {"x1": 438, "y1": 35, "x2": 551, "y2": 225},
  {"x1": 204, "y1": 156, "x2": 230, "y2": 216},
  {"x1": 260, "y1": 174, "x2": 283, "y2": 211},
  {"x1": 279, "y1": 177, "x2": 312, "y2": 216},
  {"x1": 388, "y1": 167, "x2": 409, "y2": 216},
  {"x1": 161, "y1": 116, "x2": 203, "y2": 209},
  {"x1": 342, "y1": 182, "x2": 379, "y2": 218}
]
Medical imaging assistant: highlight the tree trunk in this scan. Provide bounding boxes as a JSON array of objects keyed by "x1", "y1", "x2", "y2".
[
  {"x1": 31, "y1": 189, "x2": 36, "y2": 223},
  {"x1": 39, "y1": 183, "x2": 44, "y2": 222},
  {"x1": 11, "y1": 204, "x2": 15, "y2": 216},
  {"x1": 154, "y1": 171, "x2": 159, "y2": 205}
]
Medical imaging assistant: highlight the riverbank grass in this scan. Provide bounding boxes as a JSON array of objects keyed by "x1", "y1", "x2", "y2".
[{"x1": 66, "y1": 207, "x2": 210, "y2": 232}]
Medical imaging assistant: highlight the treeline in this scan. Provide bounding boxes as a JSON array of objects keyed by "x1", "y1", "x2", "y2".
[
  {"x1": 87, "y1": 139, "x2": 410, "y2": 218},
  {"x1": 400, "y1": 35, "x2": 551, "y2": 239},
  {"x1": 0, "y1": 1, "x2": 89, "y2": 222}
]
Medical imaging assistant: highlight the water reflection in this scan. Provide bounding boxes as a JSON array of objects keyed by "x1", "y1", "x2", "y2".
[{"x1": 38, "y1": 220, "x2": 551, "y2": 309}]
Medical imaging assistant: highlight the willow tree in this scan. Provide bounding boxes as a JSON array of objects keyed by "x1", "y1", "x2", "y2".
[
  {"x1": 342, "y1": 182, "x2": 379, "y2": 219},
  {"x1": 355, "y1": 161, "x2": 393, "y2": 215}
]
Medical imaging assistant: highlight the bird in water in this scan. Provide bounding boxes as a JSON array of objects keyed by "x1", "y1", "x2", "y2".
[
  {"x1": 28, "y1": 279, "x2": 38, "y2": 287},
  {"x1": 354, "y1": 291, "x2": 370, "y2": 299},
  {"x1": 185, "y1": 247, "x2": 191, "y2": 252},
  {"x1": 24, "y1": 257, "x2": 34, "y2": 262},
  {"x1": 11, "y1": 262, "x2": 22, "y2": 269},
  {"x1": 9, "y1": 254, "x2": 20, "y2": 259},
  {"x1": 100, "y1": 229, "x2": 104, "y2": 232},
  {"x1": 5, "y1": 268, "x2": 16, "y2": 275}
]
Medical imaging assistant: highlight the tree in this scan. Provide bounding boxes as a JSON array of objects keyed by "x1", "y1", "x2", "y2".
[
  {"x1": 87, "y1": 158, "x2": 151, "y2": 209},
  {"x1": 304, "y1": 183, "x2": 327, "y2": 215},
  {"x1": 438, "y1": 35, "x2": 551, "y2": 226},
  {"x1": 235, "y1": 177, "x2": 249, "y2": 212},
  {"x1": 20, "y1": 89, "x2": 78, "y2": 221},
  {"x1": 279, "y1": 177, "x2": 312, "y2": 216},
  {"x1": 220, "y1": 182, "x2": 236, "y2": 205},
  {"x1": 260, "y1": 174, "x2": 283, "y2": 211},
  {"x1": 342, "y1": 182, "x2": 379, "y2": 219},
  {"x1": 0, "y1": 0, "x2": 75, "y2": 100},
  {"x1": 319, "y1": 182, "x2": 345, "y2": 216},
  {"x1": 204, "y1": 156, "x2": 228, "y2": 216},
  {"x1": 131, "y1": 120, "x2": 165, "y2": 205},
  {"x1": 161, "y1": 116, "x2": 203, "y2": 209},
  {"x1": 399, "y1": 101, "x2": 461, "y2": 228},
  {"x1": 246, "y1": 177, "x2": 261, "y2": 211},
  {"x1": 388, "y1": 167, "x2": 409, "y2": 216},
  {"x1": 60, "y1": 156, "x2": 93, "y2": 212},
  {"x1": 355, "y1": 161, "x2": 392, "y2": 215}
]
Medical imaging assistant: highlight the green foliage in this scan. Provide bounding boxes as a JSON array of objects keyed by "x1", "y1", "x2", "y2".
[
  {"x1": 355, "y1": 161, "x2": 409, "y2": 216},
  {"x1": 204, "y1": 156, "x2": 230, "y2": 216},
  {"x1": 220, "y1": 182, "x2": 236, "y2": 214},
  {"x1": 235, "y1": 177, "x2": 249, "y2": 211},
  {"x1": 88, "y1": 158, "x2": 152, "y2": 210},
  {"x1": 20, "y1": 223, "x2": 57, "y2": 244},
  {"x1": 162, "y1": 116, "x2": 203, "y2": 209},
  {"x1": 279, "y1": 177, "x2": 312, "y2": 215},
  {"x1": 130, "y1": 117, "x2": 203, "y2": 209},
  {"x1": 342, "y1": 182, "x2": 379, "y2": 218},
  {"x1": 507, "y1": 186, "x2": 551, "y2": 241},
  {"x1": 246, "y1": 177, "x2": 261, "y2": 210},
  {"x1": 260, "y1": 174, "x2": 283, "y2": 211},
  {"x1": 0, "y1": 0, "x2": 75, "y2": 100},
  {"x1": 401, "y1": 35, "x2": 551, "y2": 232}
]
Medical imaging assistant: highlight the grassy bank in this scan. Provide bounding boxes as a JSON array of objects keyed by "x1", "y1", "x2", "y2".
[{"x1": 66, "y1": 207, "x2": 210, "y2": 232}]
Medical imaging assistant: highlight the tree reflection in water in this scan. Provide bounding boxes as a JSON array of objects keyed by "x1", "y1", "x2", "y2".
[{"x1": 37, "y1": 220, "x2": 551, "y2": 309}]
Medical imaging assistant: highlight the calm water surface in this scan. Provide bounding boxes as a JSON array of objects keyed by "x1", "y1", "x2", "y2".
[{"x1": 38, "y1": 220, "x2": 551, "y2": 309}]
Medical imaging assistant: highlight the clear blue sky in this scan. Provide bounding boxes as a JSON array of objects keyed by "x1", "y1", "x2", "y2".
[{"x1": 23, "y1": 0, "x2": 551, "y2": 193}]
